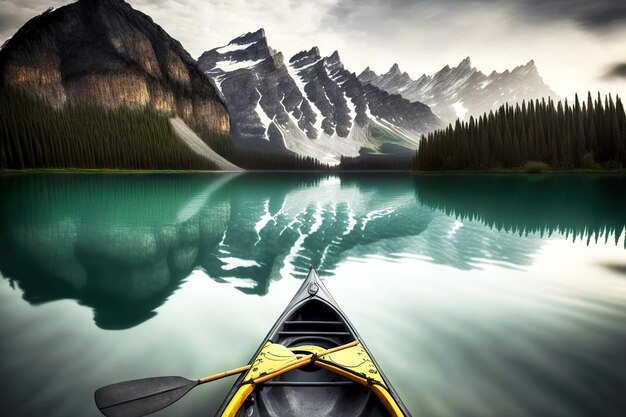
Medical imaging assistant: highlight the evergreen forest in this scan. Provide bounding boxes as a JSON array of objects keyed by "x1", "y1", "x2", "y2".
[
  {"x1": 0, "y1": 86, "x2": 222, "y2": 170},
  {"x1": 0, "y1": 86, "x2": 329, "y2": 171},
  {"x1": 415, "y1": 93, "x2": 626, "y2": 171}
]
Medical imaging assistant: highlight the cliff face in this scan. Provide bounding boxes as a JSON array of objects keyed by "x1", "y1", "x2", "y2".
[{"x1": 0, "y1": 0, "x2": 229, "y2": 134}]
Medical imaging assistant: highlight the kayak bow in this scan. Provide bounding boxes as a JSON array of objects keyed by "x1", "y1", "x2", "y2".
[{"x1": 216, "y1": 267, "x2": 411, "y2": 417}]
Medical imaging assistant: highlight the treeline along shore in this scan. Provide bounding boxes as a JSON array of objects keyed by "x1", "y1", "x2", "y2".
[
  {"x1": 2, "y1": 84, "x2": 625, "y2": 172},
  {"x1": 0, "y1": 86, "x2": 327, "y2": 171},
  {"x1": 414, "y1": 93, "x2": 626, "y2": 172}
]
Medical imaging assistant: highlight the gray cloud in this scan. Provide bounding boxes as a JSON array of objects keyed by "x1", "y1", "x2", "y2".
[
  {"x1": 1, "y1": 0, "x2": 625, "y2": 100},
  {"x1": 483, "y1": 0, "x2": 626, "y2": 30},
  {"x1": 0, "y1": 13, "x2": 17, "y2": 33},
  {"x1": 605, "y1": 63, "x2": 626, "y2": 79},
  {"x1": 0, "y1": 0, "x2": 72, "y2": 41},
  {"x1": 332, "y1": 0, "x2": 626, "y2": 30}
]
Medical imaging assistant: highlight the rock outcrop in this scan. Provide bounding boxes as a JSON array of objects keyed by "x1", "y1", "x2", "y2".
[{"x1": 0, "y1": 0, "x2": 229, "y2": 133}]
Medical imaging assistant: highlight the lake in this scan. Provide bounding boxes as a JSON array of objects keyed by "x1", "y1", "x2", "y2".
[{"x1": 0, "y1": 172, "x2": 625, "y2": 417}]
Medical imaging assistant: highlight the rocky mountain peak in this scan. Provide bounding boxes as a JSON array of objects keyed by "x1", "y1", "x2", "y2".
[
  {"x1": 77, "y1": 0, "x2": 137, "y2": 17},
  {"x1": 0, "y1": 0, "x2": 228, "y2": 133},
  {"x1": 361, "y1": 66, "x2": 375, "y2": 75},
  {"x1": 457, "y1": 56, "x2": 472, "y2": 70},
  {"x1": 232, "y1": 28, "x2": 266, "y2": 45},
  {"x1": 390, "y1": 63, "x2": 401, "y2": 74},
  {"x1": 290, "y1": 46, "x2": 321, "y2": 65},
  {"x1": 359, "y1": 54, "x2": 555, "y2": 125},
  {"x1": 358, "y1": 66, "x2": 378, "y2": 84},
  {"x1": 198, "y1": 31, "x2": 441, "y2": 163},
  {"x1": 512, "y1": 59, "x2": 538, "y2": 75},
  {"x1": 309, "y1": 46, "x2": 321, "y2": 58},
  {"x1": 327, "y1": 50, "x2": 341, "y2": 64},
  {"x1": 78, "y1": 0, "x2": 127, "y2": 7}
]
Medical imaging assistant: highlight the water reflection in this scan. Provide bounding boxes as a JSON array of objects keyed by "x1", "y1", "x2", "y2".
[
  {"x1": 0, "y1": 174, "x2": 232, "y2": 329},
  {"x1": 414, "y1": 173, "x2": 626, "y2": 246},
  {"x1": 0, "y1": 173, "x2": 624, "y2": 330},
  {"x1": 1, "y1": 173, "x2": 625, "y2": 417}
]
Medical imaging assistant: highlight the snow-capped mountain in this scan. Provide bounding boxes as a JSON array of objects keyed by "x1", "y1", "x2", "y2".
[
  {"x1": 359, "y1": 57, "x2": 556, "y2": 125},
  {"x1": 198, "y1": 29, "x2": 441, "y2": 164}
]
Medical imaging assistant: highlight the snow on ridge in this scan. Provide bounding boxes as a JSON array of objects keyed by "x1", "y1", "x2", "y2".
[
  {"x1": 208, "y1": 75, "x2": 225, "y2": 99},
  {"x1": 292, "y1": 58, "x2": 323, "y2": 72},
  {"x1": 216, "y1": 41, "x2": 256, "y2": 54},
  {"x1": 480, "y1": 80, "x2": 493, "y2": 89},
  {"x1": 453, "y1": 100, "x2": 467, "y2": 120},
  {"x1": 255, "y1": 88, "x2": 273, "y2": 140},
  {"x1": 213, "y1": 59, "x2": 264, "y2": 72},
  {"x1": 344, "y1": 92, "x2": 356, "y2": 134},
  {"x1": 286, "y1": 62, "x2": 325, "y2": 137}
]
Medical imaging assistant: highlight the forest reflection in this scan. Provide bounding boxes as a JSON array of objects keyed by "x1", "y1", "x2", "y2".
[{"x1": 414, "y1": 174, "x2": 626, "y2": 247}]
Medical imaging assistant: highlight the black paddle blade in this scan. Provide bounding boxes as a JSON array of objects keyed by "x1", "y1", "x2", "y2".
[{"x1": 95, "y1": 376, "x2": 198, "y2": 417}]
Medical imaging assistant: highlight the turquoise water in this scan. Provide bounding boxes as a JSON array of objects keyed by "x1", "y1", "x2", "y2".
[{"x1": 0, "y1": 173, "x2": 625, "y2": 417}]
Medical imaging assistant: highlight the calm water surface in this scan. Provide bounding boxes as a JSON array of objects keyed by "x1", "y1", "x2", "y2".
[{"x1": 0, "y1": 173, "x2": 625, "y2": 417}]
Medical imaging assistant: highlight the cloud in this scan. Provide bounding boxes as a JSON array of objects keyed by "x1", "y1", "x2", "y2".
[
  {"x1": 0, "y1": 0, "x2": 73, "y2": 41},
  {"x1": 1, "y1": 0, "x2": 625, "y2": 100},
  {"x1": 0, "y1": 13, "x2": 17, "y2": 33},
  {"x1": 605, "y1": 63, "x2": 626, "y2": 79},
  {"x1": 331, "y1": 0, "x2": 626, "y2": 30}
]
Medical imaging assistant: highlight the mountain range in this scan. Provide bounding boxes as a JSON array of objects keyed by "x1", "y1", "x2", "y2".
[
  {"x1": 198, "y1": 29, "x2": 442, "y2": 164},
  {"x1": 0, "y1": 0, "x2": 558, "y2": 166},
  {"x1": 359, "y1": 57, "x2": 556, "y2": 125}
]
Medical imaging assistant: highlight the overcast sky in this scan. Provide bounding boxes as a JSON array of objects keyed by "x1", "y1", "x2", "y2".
[{"x1": 1, "y1": 0, "x2": 625, "y2": 100}]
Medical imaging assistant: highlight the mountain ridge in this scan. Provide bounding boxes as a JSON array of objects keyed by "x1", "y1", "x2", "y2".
[
  {"x1": 198, "y1": 28, "x2": 442, "y2": 163},
  {"x1": 359, "y1": 56, "x2": 556, "y2": 125}
]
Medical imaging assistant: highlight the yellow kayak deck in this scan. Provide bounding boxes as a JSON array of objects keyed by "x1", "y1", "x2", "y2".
[{"x1": 221, "y1": 341, "x2": 404, "y2": 417}]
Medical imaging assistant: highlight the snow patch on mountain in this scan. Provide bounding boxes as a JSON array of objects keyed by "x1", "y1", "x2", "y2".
[
  {"x1": 216, "y1": 42, "x2": 255, "y2": 54},
  {"x1": 213, "y1": 59, "x2": 263, "y2": 72},
  {"x1": 453, "y1": 100, "x2": 467, "y2": 120},
  {"x1": 254, "y1": 89, "x2": 273, "y2": 140}
]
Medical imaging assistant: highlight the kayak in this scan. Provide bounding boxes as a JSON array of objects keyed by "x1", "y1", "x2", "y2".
[
  {"x1": 93, "y1": 267, "x2": 411, "y2": 417},
  {"x1": 215, "y1": 267, "x2": 411, "y2": 417}
]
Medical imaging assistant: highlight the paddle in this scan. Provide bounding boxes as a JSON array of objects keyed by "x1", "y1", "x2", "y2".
[
  {"x1": 94, "y1": 365, "x2": 250, "y2": 417},
  {"x1": 94, "y1": 340, "x2": 358, "y2": 417}
]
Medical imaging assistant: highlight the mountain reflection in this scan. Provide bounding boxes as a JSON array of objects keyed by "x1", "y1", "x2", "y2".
[
  {"x1": 414, "y1": 174, "x2": 626, "y2": 247},
  {"x1": 0, "y1": 174, "x2": 232, "y2": 329},
  {"x1": 0, "y1": 173, "x2": 623, "y2": 329}
]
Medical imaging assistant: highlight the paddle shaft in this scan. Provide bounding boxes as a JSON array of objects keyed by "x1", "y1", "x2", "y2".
[
  {"x1": 198, "y1": 365, "x2": 251, "y2": 384},
  {"x1": 197, "y1": 340, "x2": 359, "y2": 386},
  {"x1": 251, "y1": 340, "x2": 359, "y2": 384}
]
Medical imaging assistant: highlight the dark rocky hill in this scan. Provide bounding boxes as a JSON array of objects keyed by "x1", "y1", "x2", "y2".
[{"x1": 0, "y1": 0, "x2": 229, "y2": 133}]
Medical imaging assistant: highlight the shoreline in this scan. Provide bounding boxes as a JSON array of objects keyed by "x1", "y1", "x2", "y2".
[{"x1": 2, "y1": 168, "x2": 626, "y2": 175}]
